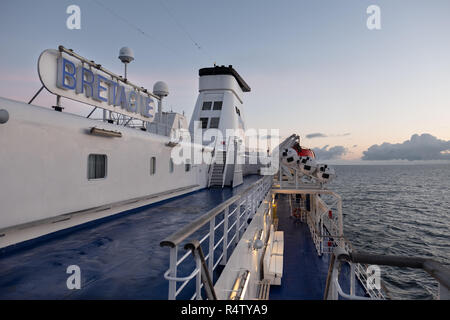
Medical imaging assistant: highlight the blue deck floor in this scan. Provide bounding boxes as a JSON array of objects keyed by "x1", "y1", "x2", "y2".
[
  {"x1": 269, "y1": 195, "x2": 331, "y2": 299},
  {"x1": 0, "y1": 176, "x2": 261, "y2": 299},
  {"x1": 269, "y1": 194, "x2": 366, "y2": 300}
]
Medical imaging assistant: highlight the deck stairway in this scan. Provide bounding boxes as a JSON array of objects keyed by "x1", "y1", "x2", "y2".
[{"x1": 208, "y1": 150, "x2": 226, "y2": 187}]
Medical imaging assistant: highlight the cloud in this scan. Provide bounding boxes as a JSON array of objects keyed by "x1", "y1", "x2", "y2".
[
  {"x1": 306, "y1": 133, "x2": 327, "y2": 139},
  {"x1": 305, "y1": 132, "x2": 351, "y2": 139},
  {"x1": 313, "y1": 145, "x2": 348, "y2": 160},
  {"x1": 362, "y1": 134, "x2": 450, "y2": 161},
  {"x1": 259, "y1": 134, "x2": 282, "y2": 140}
]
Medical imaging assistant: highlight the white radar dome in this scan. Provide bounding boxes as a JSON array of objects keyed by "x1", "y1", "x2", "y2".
[
  {"x1": 153, "y1": 81, "x2": 169, "y2": 97},
  {"x1": 119, "y1": 47, "x2": 134, "y2": 63}
]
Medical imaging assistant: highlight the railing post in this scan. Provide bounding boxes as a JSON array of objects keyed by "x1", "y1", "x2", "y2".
[
  {"x1": 253, "y1": 189, "x2": 257, "y2": 213},
  {"x1": 337, "y1": 196, "x2": 343, "y2": 237},
  {"x1": 208, "y1": 218, "x2": 215, "y2": 277},
  {"x1": 251, "y1": 191, "x2": 255, "y2": 215},
  {"x1": 330, "y1": 264, "x2": 339, "y2": 300},
  {"x1": 168, "y1": 246, "x2": 178, "y2": 300},
  {"x1": 247, "y1": 194, "x2": 252, "y2": 225},
  {"x1": 221, "y1": 207, "x2": 229, "y2": 265},
  {"x1": 195, "y1": 253, "x2": 202, "y2": 300},
  {"x1": 350, "y1": 263, "x2": 355, "y2": 296},
  {"x1": 236, "y1": 203, "x2": 241, "y2": 245}
]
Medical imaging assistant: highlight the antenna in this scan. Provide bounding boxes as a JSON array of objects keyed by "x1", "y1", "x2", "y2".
[
  {"x1": 153, "y1": 81, "x2": 169, "y2": 124},
  {"x1": 118, "y1": 47, "x2": 134, "y2": 79}
]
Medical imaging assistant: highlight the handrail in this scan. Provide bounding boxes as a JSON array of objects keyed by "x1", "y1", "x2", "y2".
[
  {"x1": 347, "y1": 251, "x2": 450, "y2": 291},
  {"x1": 221, "y1": 136, "x2": 234, "y2": 188},
  {"x1": 161, "y1": 175, "x2": 273, "y2": 299},
  {"x1": 207, "y1": 147, "x2": 216, "y2": 188},
  {"x1": 333, "y1": 276, "x2": 373, "y2": 300},
  {"x1": 160, "y1": 176, "x2": 270, "y2": 248},
  {"x1": 329, "y1": 249, "x2": 450, "y2": 300}
]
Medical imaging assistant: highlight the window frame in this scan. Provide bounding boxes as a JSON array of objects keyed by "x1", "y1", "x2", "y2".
[
  {"x1": 209, "y1": 117, "x2": 220, "y2": 129},
  {"x1": 169, "y1": 158, "x2": 174, "y2": 173},
  {"x1": 150, "y1": 156, "x2": 156, "y2": 175},
  {"x1": 202, "y1": 101, "x2": 212, "y2": 110},
  {"x1": 199, "y1": 117, "x2": 209, "y2": 129},
  {"x1": 213, "y1": 101, "x2": 223, "y2": 110},
  {"x1": 87, "y1": 154, "x2": 107, "y2": 180}
]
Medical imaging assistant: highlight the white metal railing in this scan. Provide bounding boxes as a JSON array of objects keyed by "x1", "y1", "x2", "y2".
[
  {"x1": 326, "y1": 249, "x2": 450, "y2": 300},
  {"x1": 221, "y1": 136, "x2": 235, "y2": 188},
  {"x1": 160, "y1": 176, "x2": 273, "y2": 300},
  {"x1": 301, "y1": 193, "x2": 344, "y2": 256},
  {"x1": 314, "y1": 197, "x2": 387, "y2": 299},
  {"x1": 272, "y1": 184, "x2": 389, "y2": 299}
]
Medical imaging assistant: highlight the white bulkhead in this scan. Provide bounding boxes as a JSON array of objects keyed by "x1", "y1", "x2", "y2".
[
  {"x1": 188, "y1": 65, "x2": 251, "y2": 187},
  {"x1": 0, "y1": 97, "x2": 209, "y2": 238},
  {"x1": 189, "y1": 65, "x2": 250, "y2": 142},
  {"x1": 0, "y1": 60, "x2": 257, "y2": 246}
]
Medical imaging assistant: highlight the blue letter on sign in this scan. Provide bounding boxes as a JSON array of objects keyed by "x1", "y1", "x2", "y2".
[
  {"x1": 115, "y1": 85, "x2": 128, "y2": 110},
  {"x1": 76, "y1": 67, "x2": 94, "y2": 98},
  {"x1": 127, "y1": 91, "x2": 138, "y2": 113},
  {"x1": 57, "y1": 57, "x2": 76, "y2": 90},
  {"x1": 141, "y1": 96, "x2": 154, "y2": 118},
  {"x1": 93, "y1": 74, "x2": 108, "y2": 102}
]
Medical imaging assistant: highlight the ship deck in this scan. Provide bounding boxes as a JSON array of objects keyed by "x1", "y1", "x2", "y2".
[
  {"x1": 269, "y1": 194, "x2": 366, "y2": 299},
  {"x1": 0, "y1": 176, "x2": 261, "y2": 299}
]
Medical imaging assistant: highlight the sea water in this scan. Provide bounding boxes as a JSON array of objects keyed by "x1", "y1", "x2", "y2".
[{"x1": 330, "y1": 164, "x2": 450, "y2": 299}]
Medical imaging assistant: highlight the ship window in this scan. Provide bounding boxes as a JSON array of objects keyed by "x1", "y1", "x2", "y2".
[
  {"x1": 202, "y1": 101, "x2": 212, "y2": 110},
  {"x1": 185, "y1": 162, "x2": 191, "y2": 172},
  {"x1": 150, "y1": 157, "x2": 156, "y2": 175},
  {"x1": 88, "y1": 154, "x2": 107, "y2": 180},
  {"x1": 209, "y1": 117, "x2": 220, "y2": 128},
  {"x1": 213, "y1": 101, "x2": 223, "y2": 110},
  {"x1": 200, "y1": 117, "x2": 208, "y2": 129},
  {"x1": 169, "y1": 158, "x2": 174, "y2": 173}
]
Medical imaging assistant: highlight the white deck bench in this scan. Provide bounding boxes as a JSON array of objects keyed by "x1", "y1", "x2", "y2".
[{"x1": 263, "y1": 225, "x2": 284, "y2": 285}]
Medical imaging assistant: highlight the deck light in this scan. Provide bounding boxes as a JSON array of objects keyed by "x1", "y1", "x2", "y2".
[
  {"x1": 229, "y1": 270, "x2": 251, "y2": 300},
  {"x1": 89, "y1": 127, "x2": 122, "y2": 138}
]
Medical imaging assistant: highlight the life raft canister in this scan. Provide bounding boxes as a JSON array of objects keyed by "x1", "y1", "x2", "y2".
[
  {"x1": 292, "y1": 142, "x2": 315, "y2": 159},
  {"x1": 298, "y1": 148, "x2": 315, "y2": 159}
]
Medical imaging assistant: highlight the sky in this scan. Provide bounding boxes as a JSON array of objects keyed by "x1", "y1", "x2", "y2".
[{"x1": 0, "y1": 0, "x2": 449, "y2": 161}]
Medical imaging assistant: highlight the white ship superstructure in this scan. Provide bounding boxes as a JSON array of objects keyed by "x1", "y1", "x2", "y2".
[{"x1": 0, "y1": 46, "x2": 260, "y2": 248}]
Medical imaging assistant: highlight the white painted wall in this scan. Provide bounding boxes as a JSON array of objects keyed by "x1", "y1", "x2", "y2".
[
  {"x1": 189, "y1": 73, "x2": 245, "y2": 140},
  {"x1": 0, "y1": 97, "x2": 209, "y2": 229}
]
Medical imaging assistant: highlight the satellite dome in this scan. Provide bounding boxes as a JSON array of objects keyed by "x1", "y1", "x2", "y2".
[
  {"x1": 153, "y1": 81, "x2": 169, "y2": 97},
  {"x1": 0, "y1": 109, "x2": 9, "y2": 124},
  {"x1": 118, "y1": 47, "x2": 134, "y2": 63}
]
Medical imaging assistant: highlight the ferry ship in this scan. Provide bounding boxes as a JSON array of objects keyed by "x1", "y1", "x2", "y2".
[{"x1": 0, "y1": 46, "x2": 448, "y2": 300}]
